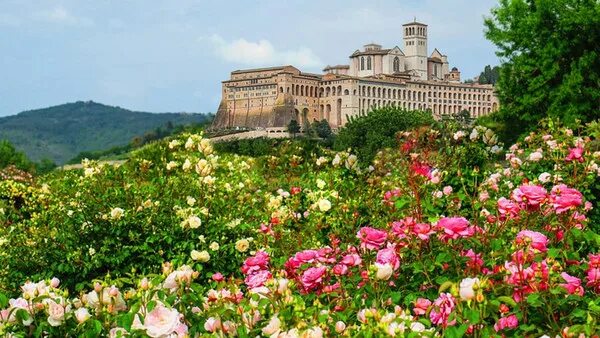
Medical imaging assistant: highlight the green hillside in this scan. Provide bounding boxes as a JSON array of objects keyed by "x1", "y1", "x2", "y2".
[{"x1": 0, "y1": 101, "x2": 210, "y2": 164}]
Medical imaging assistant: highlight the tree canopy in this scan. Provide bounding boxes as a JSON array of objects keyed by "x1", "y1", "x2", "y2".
[{"x1": 484, "y1": 0, "x2": 600, "y2": 141}]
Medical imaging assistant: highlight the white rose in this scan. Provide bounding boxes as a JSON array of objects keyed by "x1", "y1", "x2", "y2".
[
  {"x1": 528, "y1": 151, "x2": 543, "y2": 162},
  {"x1": 182, "y1": 159, "x2": 192, "y2": 171},
  {"x1": 235, "y1": 239, "x2": 250, "y2": 253},
  {"x1": 318, "y1": 199, "x2": 331, "y2": 212},
  {"x1": 538, "y1": 172, "x2": 551, "y2": 183},
  {"x1": 75, "y1": 307, "x2": 91, "y2": 323},
  {"x1": 375, "y1": 263, "x2": 393, "y2": 280},
  {"x1": 144, "y1": 304, "x2": 181, "y2": 338},
  {"x1": 110, "y1": 207, "x2": 124, "y2": 220},
  {"x1": 209, "y1": 242, "x2": 220, "y2": 251},
  {"x1": 191, "y1": 250, "x2": 210, "y2": 262},
  {"x1": 47, "y1": 301, "x2": 65, "y2": 327},
  {"x1": 459, "y1": 277, "x2": 480, "y2": 301},
  {"x1": 188, "y1": 215, "x2": 201, "y2": 229},
  {"x1": 262, "y1": 316, "x2": 281, "y2": 336}
]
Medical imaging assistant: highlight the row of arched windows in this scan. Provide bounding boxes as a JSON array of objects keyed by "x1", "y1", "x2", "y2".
[
  {"x1": 358, "y1": 100, "x2": 493, "y2": 116},
  {"x1": 359, "y1": 86, "x2": 428, "y2": 102}
]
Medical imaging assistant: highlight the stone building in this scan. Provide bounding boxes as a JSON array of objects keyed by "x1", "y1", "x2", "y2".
[{"x1": 211, "y1": 21, "x2": 499, "y2": 130}]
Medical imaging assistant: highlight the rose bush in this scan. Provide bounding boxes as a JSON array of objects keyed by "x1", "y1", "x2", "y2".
[{"x1": 0, "y1": 119, "x2": 598, "y2": 336}]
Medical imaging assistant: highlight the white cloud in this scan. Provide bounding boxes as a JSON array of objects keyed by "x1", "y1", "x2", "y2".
[
  {"x1": 206, "y1": 34, "x2": 322, "y2": 69},
  {"x1": 33, "y1": 6, "x2": 93, "y2": 26}
]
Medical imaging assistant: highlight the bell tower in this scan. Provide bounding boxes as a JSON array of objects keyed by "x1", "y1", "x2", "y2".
[{"x1": 403, "y1": 20, "x2": 428, "y2": 80}]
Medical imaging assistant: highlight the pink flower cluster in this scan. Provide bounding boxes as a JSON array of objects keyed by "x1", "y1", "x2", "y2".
[
  {"x1": 284, "y1": 248, "x2": 338, "y2": 294},
  {"x1": 586, "y1": 254, "x2": 600, "y2": 293},
  {"x1": 494, "y1": 314, "x2": 518, "y2": 332},
  {"x1": 437, "y1": 217, "x2": 479, "y2": 241},
  {"x1": 498, "y1": 183, "x2": 585, "y2": 219},
  {"x1": 241, "y1": 251, "x2": 272, "y2": 290}
]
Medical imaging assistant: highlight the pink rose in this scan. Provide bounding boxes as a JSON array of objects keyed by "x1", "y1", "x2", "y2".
[
  {"x1": 212, "y1": 272, "x2": 224, "y2": 282},
  {"x1": 376, "y1": 247, "x2": 400, "y2": 270},
  {"x1": 357, "y1": 227, "x2": 387, "y2": 250},
  {"x1": 413, "y1": 223, "x2": 435, "y2": 240},
  {"x1": 340, "y1": 253, "x2": 362, "y2": 267},
  {"x1": 300, "y1": 266, "x2": 327, "y2": 291},
  {"x1": 430, "y1": 293, "x2": 456, "y2": 328},
  {"x1": 204, "y1": 317, "x2": 222, "y2": 333},
  {"x1": 413, "y1": 298, "x2": 431, "y2": 316},
  {"x1": 560, "y1": 272, "x2": 584, "y2": 296},
  {"x1": 245, "y1": 270, "x2": 272, "y2": 289},
  {"x1": 512, "y1": 184, "x2": 547, "y2": 207},
  {"x1": 516, "y1": 230, "x2": 548, "y2": 253},
  {"x1": 566, "y1": 146, "x2": 584, "y2": 162},
  {"x1": 550, "y1": 184, "x2": 583, "y2": 214},
  {"x1": 438, "y1": 217, "x2": 474, "y2": 241},
  {"x1": 241, "y1": 251, "x2": 270, "y2": 275},
  {"x1": 443, "y1": 186, "x2": 453, "y2": 196},
  {"x1": 494, "y1": 314, "x2": 518, "y2": 332},
  {"x1": 332, "y1": 264, "x2": 348, "y2": 276},
  {"x1": 498, "y1": 197, "x2": 521, "y2": 219}
]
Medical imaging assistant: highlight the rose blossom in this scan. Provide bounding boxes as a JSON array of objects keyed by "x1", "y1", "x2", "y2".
[
  {"x1": 438, "y1": 217, "x2": 474, "y2": 240},
  {"x1": 516, "y1": 230, "x2": 548, "y2": 253},
  {"x1": 300, "y1": 267, "x2": 327, "y2": 291},
  {"x1": 47, "y1": 300, "x2": 65, "y2": 327},
  {"x1": 459, "y1": 277, "x2": 480, "y2": 301},
  {"x1": 357, "y1": 227, "x2": 387, "y2": 250},
  {"x1": 494, "y1": 314, "x2": 518, "y2": 332},
  {"x1": 241, "y1": 251, "x2": 270, "y2": 274},
  {"x1": 512, "y1": 184, "x2": 547, "y2": 207},
  {"x1": 245, "y1": 270, "x2": 272, "y2": 289},
  {"x1": 143, "y1": 304, "x2": 184, "y2": 337},
  {"x1": 560, "y1": 272, "x2": 584, "y2": 296},
  {"x1": 550, "y1": 184, "x2": 583, "y2": 214},
  {"x1": 413, "y1": 298, "x2": 431, "y2": 316},
  {"x1": 566, "y1": 146, "x2": 584, "y2": 162},
  {"x1": 375, "y1": 263, "x2": 394, "y2": 280},
  {"x1": 498, "y1": 197, "x2": 521, "y2": 219},
  {"x1": 376, "y1": 247, "x2": 400, "y2": 270},
  {"x1": 430, "y1": 293, "x2": 456, "y2": 327},
  {"x1": 204, "y1": 317, "x2": 221, "y2": 333},
  {"x1": 262, "y1": 316, "x2": 281, "y2": 336},
  {"x1": 74, "y1": 308, "x2": 91, "y2": 323}
]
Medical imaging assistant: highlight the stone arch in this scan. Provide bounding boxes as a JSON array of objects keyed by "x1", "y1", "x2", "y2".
[
  {"x1": 279, "y1": 86, "x2": 283, "y2": 93},
  {"x1": 300, "y1": 85, "x2": 304, "y2": 96},
  {"x1": 492, "y1": 102, "x2": 498, "y2": 112},
  {"x1": 326, "y1": 87, "x2": 331, "y2": 97},
  {"x1": 344, "y1": 89, "x2": 349, "y2": 95},
  {"x1": 361, "y1": 57, "x2": 365, "y2": 70},
  {"x1": 378, "y1": 87, "x2": 381, "y2": 97},
  {"x1": 302, "y1": 108, "x2": 309, "y2": 127},
  {"x1": 325, "y1": 104, "x2": 332, "y2": 120},
  {"x1": 393, "y1": 56, "x2": 400, "y2": 72},
  {"x1": 367, "y1": 56, "x2": 372, "y2": 70},
  {"x1": 337, "y1": 85, "x2": 342, "y2": 95}
]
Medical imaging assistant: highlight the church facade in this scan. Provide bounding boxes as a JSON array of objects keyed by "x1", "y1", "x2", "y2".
[{"x1": 211, "y1": 21, "x2": 499, "y2": 130}]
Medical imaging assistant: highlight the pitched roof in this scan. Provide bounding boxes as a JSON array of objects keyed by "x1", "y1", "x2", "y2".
[{"x1": 231, "y1": 65, "x2": 297, "y2": 74}]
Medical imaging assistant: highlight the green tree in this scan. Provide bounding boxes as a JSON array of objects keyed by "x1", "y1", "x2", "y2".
[
  {"x1": 484, "y1": 0, "x2": 600, "y2": 142},
  {"x1": 312, "y1": 119, "x2": 333, "y2": 140},
  {"x1": 334, "y1": 107, "x2": 434, "y2": 163},
  {"x1": 0, "y1": 140, "x2": 32, "y2": 171},
  {"x1": 287, "y1": 119, "x2": 301, "y2": 138}
]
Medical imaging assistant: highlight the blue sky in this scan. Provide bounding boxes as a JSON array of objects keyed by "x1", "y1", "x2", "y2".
[{"x1": 0, "y1": 0, "x2": 500, "y2": 117}]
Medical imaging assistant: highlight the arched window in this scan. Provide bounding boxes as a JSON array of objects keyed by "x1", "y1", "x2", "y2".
[
  {"x1": 393, "y1": 57, "x2": 400, "y2": 72},
  {"x1": 361, "y1": 57, "x2": 365, "y2": 70},
  {"x1": 367, "y1": 56, "x2": 372, "y2": 70}
]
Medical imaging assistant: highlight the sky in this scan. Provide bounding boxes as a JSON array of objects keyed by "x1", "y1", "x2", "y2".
[{"x1": 0, "y1": 0, "x2": 500, "y2": 117}]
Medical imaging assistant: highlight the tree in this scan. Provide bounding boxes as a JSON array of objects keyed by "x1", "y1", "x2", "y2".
[
  {"x1": 477, "y1": 65, "x2": 500, "y2": 85},
  {"x1": 484, "y1": 0, "x2": 600, "y2": 142},
  {"x1": 0, "y1": 140, "x2": 32, "y2": 171},
  {"x1": 287, "y1": 119, "x2": 301, "y2": 138},
  {"x1": 312, "y1": 119, "x2": 333, "y2": 140}
]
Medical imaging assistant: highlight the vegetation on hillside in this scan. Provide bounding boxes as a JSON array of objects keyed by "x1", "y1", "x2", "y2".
[
  {"x1": 478, "y1": 65, "x2": 500, "y2": 85},
  {"x1": 0, "y1": 101, "x2": 211, "y2": 164}
]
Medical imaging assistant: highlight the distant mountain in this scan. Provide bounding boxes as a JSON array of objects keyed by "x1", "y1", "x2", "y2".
[{"x1": 0, "y1": 101, "x2": 210, "y2": 164}]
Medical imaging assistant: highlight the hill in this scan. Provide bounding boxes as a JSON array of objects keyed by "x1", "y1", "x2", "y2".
[{"x1": 0, "y1": 101, "x2": 210, "y2": 164}]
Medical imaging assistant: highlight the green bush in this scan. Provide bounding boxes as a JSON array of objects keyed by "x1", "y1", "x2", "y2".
[{"x1": 334, "y1": 107, "x2": 434, "y2": 162}]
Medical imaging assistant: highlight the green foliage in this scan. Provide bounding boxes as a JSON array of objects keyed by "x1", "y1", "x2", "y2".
[
  {"x1": 484, "y1": 0, "x2": 600, "y2": 142},
  {"x1": 0, "y1": 101, "x2": 211, "y2": 164},
  {"x1": 478, "y1": 65, "x2": 500, "y2": 85},
  {"x1": 334, "y1": 107, "x2": 434, "y2": 162},
  {"x1": 287, "y1": 119, "x2": 301, "y2": 137},
  {"x1": 0, "y1": 140, "x2": 32, "y2": 171}
]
